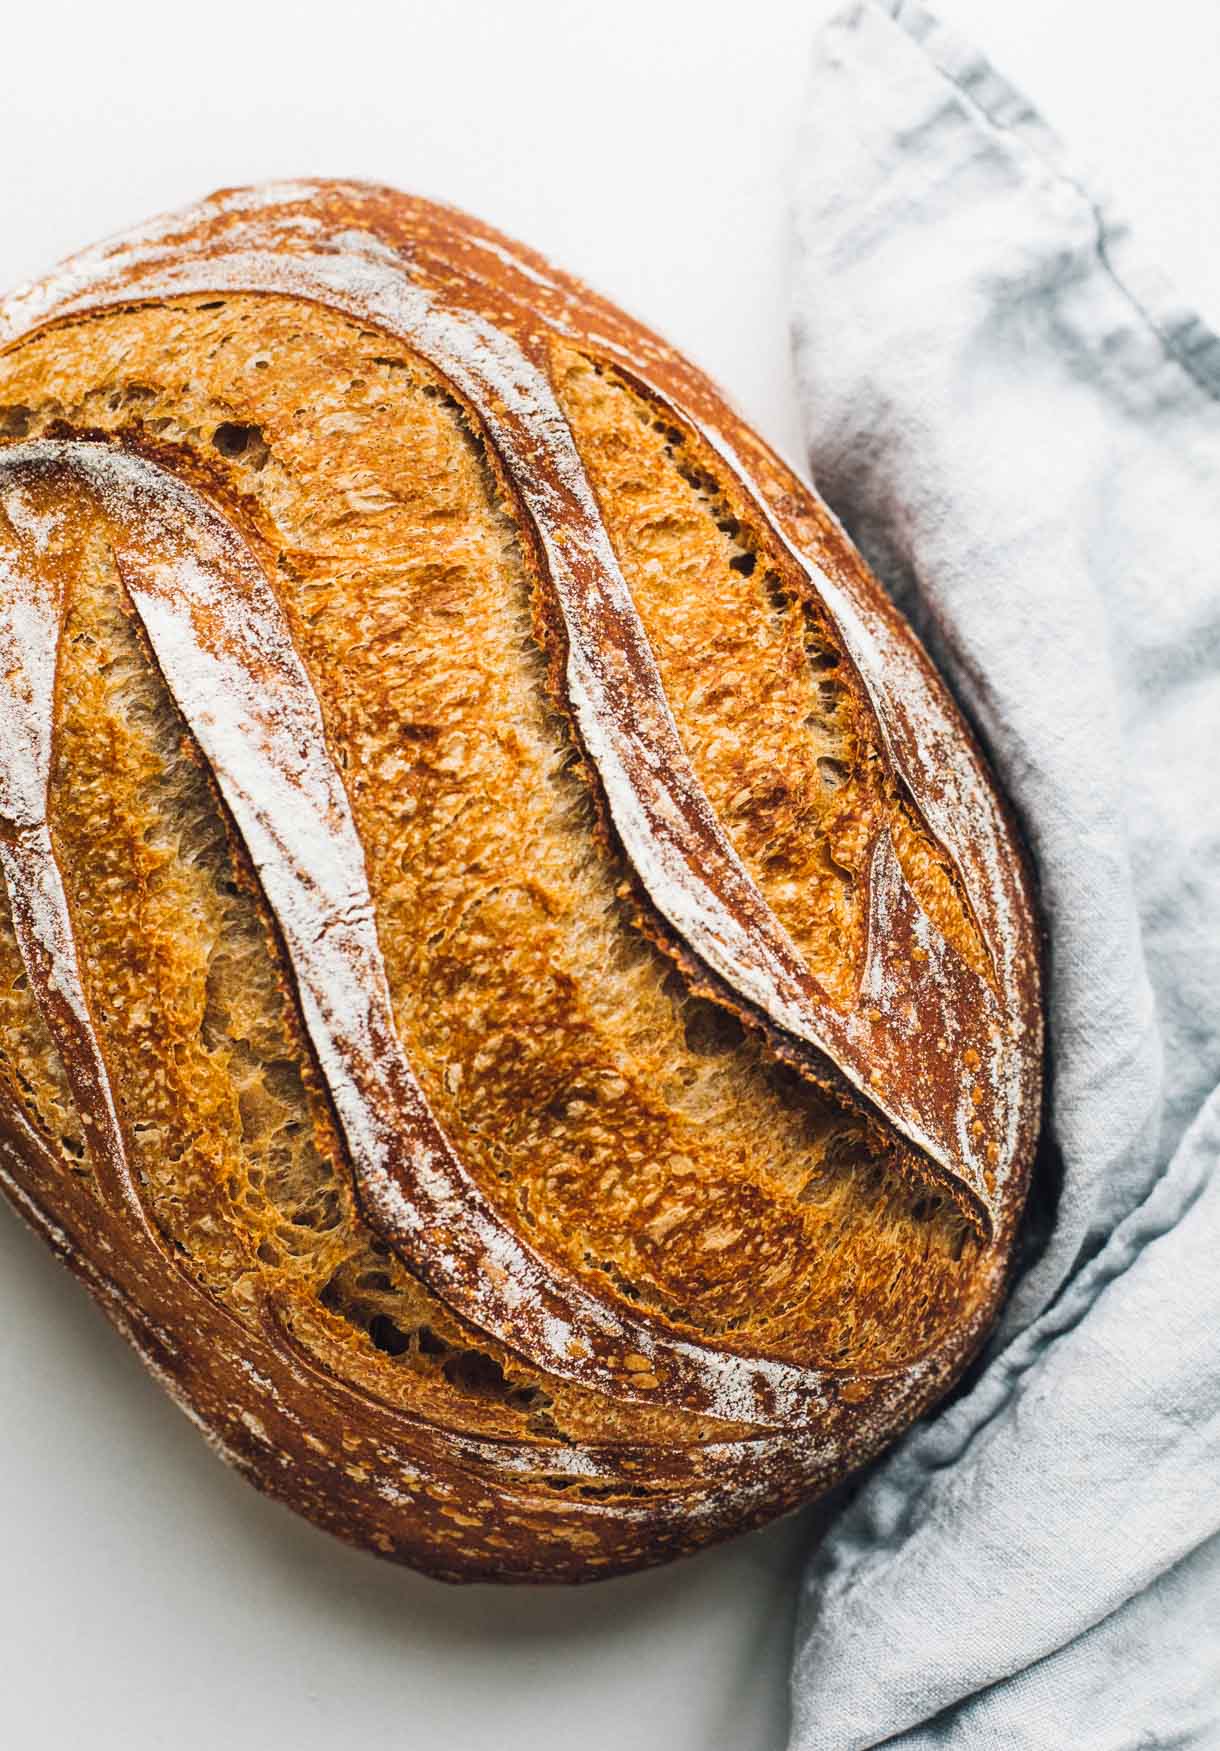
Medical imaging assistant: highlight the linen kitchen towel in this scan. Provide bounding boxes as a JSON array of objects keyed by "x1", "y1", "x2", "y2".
[{"x1": 787, "y1": 4, "x2": 1220, "y2": 1745}]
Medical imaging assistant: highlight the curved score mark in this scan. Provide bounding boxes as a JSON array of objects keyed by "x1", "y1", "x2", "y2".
[
  {"x1": 0, "y1": 487, "x2": 148, "y2": 1228},
  {"x1": 598, "y1": 380, "x2": 1027, "y2": 1224},
  {"x1": 0, "y1": 439, "x2": 865, "y2": 1431}
]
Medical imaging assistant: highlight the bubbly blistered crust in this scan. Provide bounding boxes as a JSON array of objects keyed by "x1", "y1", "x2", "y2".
[{"x1": 0, "y1": 183, "x2": 1042, "y2": 1581}]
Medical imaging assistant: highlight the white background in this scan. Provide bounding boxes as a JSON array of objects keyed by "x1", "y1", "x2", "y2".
[{"x1": 1, "y1": 3, "x2": 1217, "y2": 1748}]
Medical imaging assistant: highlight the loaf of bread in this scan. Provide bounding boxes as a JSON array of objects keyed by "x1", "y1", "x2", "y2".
[{"x1": 0, "y1": 182, "x2": 1041, "y2": 1582}]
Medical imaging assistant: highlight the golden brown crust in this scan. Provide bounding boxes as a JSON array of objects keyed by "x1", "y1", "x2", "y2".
[{"x1": 0, "y1": 182, "x2": 1042, "y2": 1581}]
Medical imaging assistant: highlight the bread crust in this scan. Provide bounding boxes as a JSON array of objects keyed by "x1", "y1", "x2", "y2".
[{"x1": 0, "y1": 182, "x2": 1042, "y2": 1581}]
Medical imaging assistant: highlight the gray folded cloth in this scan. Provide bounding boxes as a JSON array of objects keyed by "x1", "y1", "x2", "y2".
[{"x1": 786, "y1": 4, "x2": 1220, "y2": 1745}]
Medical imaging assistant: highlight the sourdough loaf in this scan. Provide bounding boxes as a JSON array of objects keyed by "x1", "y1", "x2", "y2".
[{"x1": 0, "y1": 182, "x2": 1041, "y2": 1582}]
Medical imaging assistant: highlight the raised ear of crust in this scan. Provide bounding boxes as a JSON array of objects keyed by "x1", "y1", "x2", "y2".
[
  {"x1": 542, "y1": 348, "x2": 1034, "y2": 1237},
  {"x1": 0, "y1": 181, "x2": 1042, "y2": 1581}
]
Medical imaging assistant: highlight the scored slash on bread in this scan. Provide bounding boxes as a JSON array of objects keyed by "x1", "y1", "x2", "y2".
[{"x1": 0, "y1": 182, "x2": 1041, "y2": 1580}]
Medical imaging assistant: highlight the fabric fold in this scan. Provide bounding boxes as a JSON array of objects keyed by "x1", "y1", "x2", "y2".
[{"x1": 787, "y1": 4, "x2": 1220, "y2": 1744}]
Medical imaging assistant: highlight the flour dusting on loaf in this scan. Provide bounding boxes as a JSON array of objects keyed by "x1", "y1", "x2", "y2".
[{"x1": 0, "y1": 182, "x2": 1041, "y2": 1581}]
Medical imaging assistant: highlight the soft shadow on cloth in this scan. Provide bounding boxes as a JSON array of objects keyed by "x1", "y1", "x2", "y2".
[{"x1": 787, "y1": 4, "x2": 1220, "y2": 1746}]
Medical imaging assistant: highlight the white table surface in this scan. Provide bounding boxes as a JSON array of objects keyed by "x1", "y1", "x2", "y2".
[{"x1": 1, "y1": 3, "x2": 1216, "y2": 1747}]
